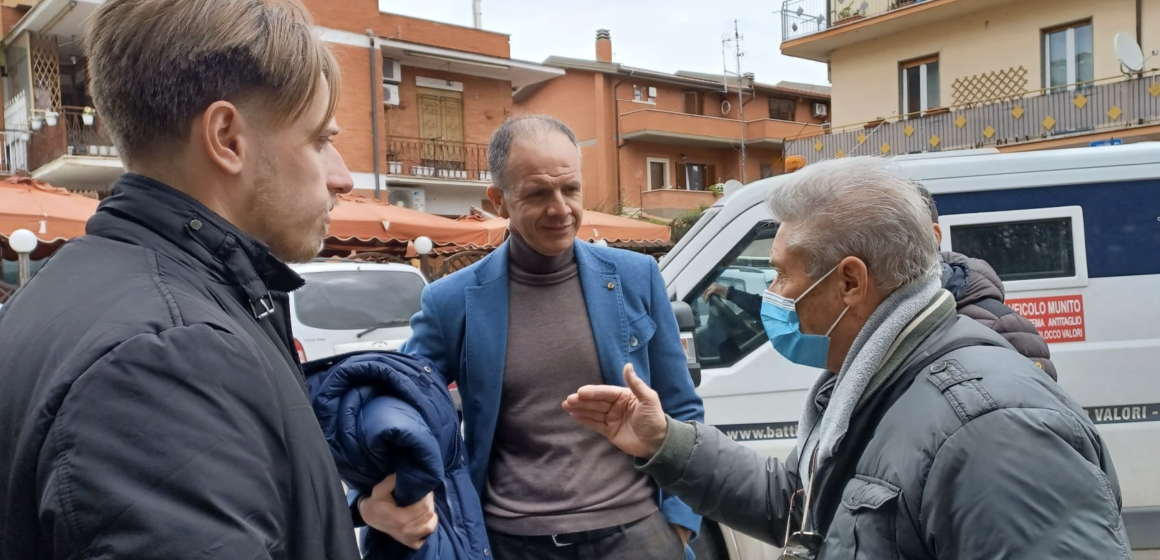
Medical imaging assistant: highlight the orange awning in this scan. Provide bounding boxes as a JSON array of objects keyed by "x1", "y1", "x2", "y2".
[
  {"x1": 327, "y1": 193, "x2": 493, "y2": 248},
  {"x1": 1, "y1": 178, "x2": 99, "y2": 245},
  {"x1": 457, "y1": 214, "x2": 510, "y2": 247},
  {"x1": 470, "y1": 210, "x2": 671, "y2": 246},
  {"x1": 579, "y1": 211, "x2": 671, "y2": 244}
]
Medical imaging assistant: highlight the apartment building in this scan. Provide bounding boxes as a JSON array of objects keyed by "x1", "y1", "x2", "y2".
[
  {"x1": 0, "y1": 0, "x2": 563, "y2": 217},
  {"x1": 307, "y1": 0, "x2": 561, "y2": 216},
  {"x1": 515, "y1": 30, "x2": 830, "y2": 219},
  {"x1": 779, "y1": 0, "x2": 1160, "y2": 163}
]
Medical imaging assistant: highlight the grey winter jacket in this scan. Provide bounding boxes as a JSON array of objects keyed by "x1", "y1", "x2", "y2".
[
  {"x1": 939, "y1": 251, "x2": 1057, "y2": 379},
  {"x1": 638, "y1": 314, "x2": 1129, "y2": 559}
]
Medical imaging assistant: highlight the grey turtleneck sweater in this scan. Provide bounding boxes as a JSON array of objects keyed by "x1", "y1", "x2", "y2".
[{"x1": 482, "y1": 233, "x2": 658, "y2": 536}]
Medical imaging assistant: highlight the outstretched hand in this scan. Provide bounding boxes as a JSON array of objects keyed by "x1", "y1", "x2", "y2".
[{"x1": 562, "y1": 363, "x2": 669, "y2": 459}]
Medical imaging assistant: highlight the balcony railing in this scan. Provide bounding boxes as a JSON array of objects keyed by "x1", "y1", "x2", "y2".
[
  {"x1": 786, "y1": 72, "x2": 1160, "y2": 164},
  {"x1": 386, "y1": 137, "x2": 491, "y2": 183},
  {"x1": 27, "y1": 106, "x2": 118, "y2": 173},
  {"x1": 0, "y1": 132, "x2": 29, "y2": 175},
  {"x1": 781, "y1": 0, "x2": 938, "y2": 42},
  {"x1": 620, "y1": 108, "x2": 823, "y2": 147}
]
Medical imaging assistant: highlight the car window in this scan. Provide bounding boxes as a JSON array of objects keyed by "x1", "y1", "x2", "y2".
[
  {"x1": 685, "y1": 220, "x2": 778, "y2": 369},
  {"x1": 295, "y1": 270, "x2": 425, "y2": 331}
]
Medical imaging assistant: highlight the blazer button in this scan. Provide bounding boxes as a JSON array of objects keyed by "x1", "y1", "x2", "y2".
[
  {"x1": 630, "y1": 336, "x2": 639, "y2": 347},
  {"x1": 606, "y1": 282, "x2": 615, "y2": 290}
]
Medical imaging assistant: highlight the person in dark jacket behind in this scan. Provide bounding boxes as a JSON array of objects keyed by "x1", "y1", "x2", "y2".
[
  {"x1": 0, "y1": 2, "x2": 396, "y2": 558},
  {"x1": 307, "y1": 352, "x2": 490, "y2": 560},
  {"x1": 563, "y1": 157, "x2": 1128, "y2": 559},
  {"x1": 916, "y1": 185, "x2": 1058, "y2": 379}
]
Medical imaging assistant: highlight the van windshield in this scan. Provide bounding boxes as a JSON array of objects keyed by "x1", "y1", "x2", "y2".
[{"x1": 295, "y1": 270, "x2": 425, "y2": 331}]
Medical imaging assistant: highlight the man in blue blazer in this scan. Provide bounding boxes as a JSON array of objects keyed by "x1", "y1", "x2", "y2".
[{"x1": 370, "y1": 115, "x2": 703, "y2": 559}]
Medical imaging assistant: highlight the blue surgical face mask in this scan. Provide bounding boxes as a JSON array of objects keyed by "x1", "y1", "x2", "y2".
[{"x1": 760, "y1": 266, "x2": 850, "y2": 369}]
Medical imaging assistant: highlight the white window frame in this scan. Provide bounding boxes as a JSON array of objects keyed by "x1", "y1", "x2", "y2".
[
  {"x1": 938, "y1": 205, "x2": 1088, "y2": 292},
  {"x1": 900, "y1": 59, "x2": 937, "y2": 116},
  {"x1": 646, "y1": 157, "x2": 671, "y2": 190},
  {"x1": 1044, "y1": 23, "x2": 1091, "y2": 91}
]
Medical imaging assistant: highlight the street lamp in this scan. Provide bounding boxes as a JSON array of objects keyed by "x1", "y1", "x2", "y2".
[
  {"x1": 414, "y1": 236, "x2": 434, "y2": 256},
  {"x1": 595, "y1": 239, "x2": 609, "y2": 248},
  {"x1": 414, "y1": 235, "x2": 434, "y2": 280},
  {"x1": 9, "y1": 228, "x2": 38, "y2": 286}
]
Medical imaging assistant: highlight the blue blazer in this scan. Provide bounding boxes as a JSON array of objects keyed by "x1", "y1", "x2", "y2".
[{"x1": 401, "y1": 239, "x2": 705, "y2": 541}]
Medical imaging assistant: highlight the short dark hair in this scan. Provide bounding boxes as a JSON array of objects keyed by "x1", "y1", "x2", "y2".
[
  {"x1": 85, "y1": 0, "x2": 341, "y2": 166},
  {"x1": 488, "y1": 115, "x2": 580, "y2": 192},
  {"x1": 916, "y1": 184, "x2": 938, "y2": 222}
]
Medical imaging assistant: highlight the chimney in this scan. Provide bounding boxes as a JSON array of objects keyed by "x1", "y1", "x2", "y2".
[
  {"x1": 596, "y1": 29, "x2": 612, "y2": 63},
  {"x1": 743, "y1": 72, "x2": 756, "y2": 88}
]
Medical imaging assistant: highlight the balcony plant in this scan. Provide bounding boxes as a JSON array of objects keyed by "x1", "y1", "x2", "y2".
[
  {"x1": 384, "y1": 148, "x2": 403, "y2": 174},
  {"x1": 835, "y1": 5, "x2": 865, "y2": 24},
  {"x1": 708, "y1": 183, "x2": 725, "y2": 197},
  {"x1": 81, "y1": 107, "x2": 95, "y2": 126}
]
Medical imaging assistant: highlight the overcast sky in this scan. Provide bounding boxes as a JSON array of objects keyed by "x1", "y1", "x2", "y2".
[{"x1": 378, "y1": 0, "x2": 828, "y2": 87}]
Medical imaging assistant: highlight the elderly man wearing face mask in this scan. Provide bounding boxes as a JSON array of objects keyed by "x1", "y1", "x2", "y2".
[{"x1": 563, "y1": 156, "x2": 1131, "y2": 559}]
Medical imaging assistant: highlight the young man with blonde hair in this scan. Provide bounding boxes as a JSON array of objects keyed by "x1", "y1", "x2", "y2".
[{"x1": 0, "y1": 1, "x2": 390, "y2": 558}]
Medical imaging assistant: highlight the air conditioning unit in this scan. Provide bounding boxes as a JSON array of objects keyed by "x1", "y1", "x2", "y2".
[
  {"x1": 812, "y1": 102, "x2": 829, "y2": 118},
  {"x1": 382, "y1": 58, "x2": 402, "y2": 84},
  {"x1": 382, "y1": 83, "x2": 400, "y2": 106},
  {"x1": 388, "y1": 187, "x2": 426, "y2": 213},
  {"x1": 647, "y1": 86, "x2": 657, "y2": 99}
]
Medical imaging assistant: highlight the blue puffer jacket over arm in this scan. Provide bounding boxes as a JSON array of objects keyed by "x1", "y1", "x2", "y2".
[{"x1": 306, "y1": 352, "x2": 489, "y2": 560}]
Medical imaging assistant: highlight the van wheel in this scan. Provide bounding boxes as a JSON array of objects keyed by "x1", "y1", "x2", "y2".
[{"x1": 690, "y1": 520, "x2": 727, "y2": 560}]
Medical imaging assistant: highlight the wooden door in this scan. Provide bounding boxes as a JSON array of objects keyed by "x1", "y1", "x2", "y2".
[{"x1": 417, "y1": 88, "x2": 465, "y2": 169}]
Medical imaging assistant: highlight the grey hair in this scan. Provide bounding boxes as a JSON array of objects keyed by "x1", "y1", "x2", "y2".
[
  {"x1": 765, "y1": 156, "x2": 938, "y2": 289},
  {"x1": 915, "y1": 184, "x2": 939, "y2": 222},
  {"x1": 488, "y1": 114, "x2": 581, "y2": 192}
]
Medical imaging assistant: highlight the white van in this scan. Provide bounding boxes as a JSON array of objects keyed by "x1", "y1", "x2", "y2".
[
  {"x1": 663, "y1": 143, "x2": 1160, "y2": 559},
  {"x1": 288, "y1": 261, "x2": 428, "y2": 362}
]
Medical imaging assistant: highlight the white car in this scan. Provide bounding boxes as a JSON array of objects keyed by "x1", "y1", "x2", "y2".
[{"x1": 288, "y1": 261, "x2": 428, "y2": 363}]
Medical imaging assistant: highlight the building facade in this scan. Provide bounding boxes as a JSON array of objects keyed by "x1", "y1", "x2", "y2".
[
  {"x1": 780, "y1": 0, "x2": 1160, "y2": 163},
  {"x1": 0, "y1": 0, "x2": 563, "y2": 217}
]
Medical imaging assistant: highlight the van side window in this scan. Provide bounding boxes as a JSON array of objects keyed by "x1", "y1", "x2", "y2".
[
  {"x1": 940, "y1": 206, "x2": 1088, "y2": 292},
  {"x1": 949, "y1": 217, "x2": 1075, "y2": 281},
  {"x1": 685, "y1": 220, "x2": 778, "y2": 369}
]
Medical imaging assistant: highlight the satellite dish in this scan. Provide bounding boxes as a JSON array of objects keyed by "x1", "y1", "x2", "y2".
[
  {"x1": 1115, "y1": 32, "x2": 1145, "y2": 73},
  {"x1": 723, "y1": 179, "x2": 744, "y2": 196}
]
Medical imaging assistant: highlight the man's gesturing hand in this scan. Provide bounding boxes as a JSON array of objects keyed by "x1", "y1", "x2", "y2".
[
  {"x1": 562, "y1": 363, "x2": 669, "y2": 459},
  {"x1": 358, "y1": 474, "x2": 438, "y2": 550}
]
